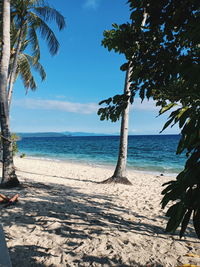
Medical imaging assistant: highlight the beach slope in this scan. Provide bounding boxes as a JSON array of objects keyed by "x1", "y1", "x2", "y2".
[{"x1": 0, "y1": 157, "x2": 199, "y2": 267}]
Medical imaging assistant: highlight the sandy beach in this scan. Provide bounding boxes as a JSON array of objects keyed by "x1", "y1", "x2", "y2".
[{"x1": 0, "y1": 157, "x2": 199, "y2": 267}]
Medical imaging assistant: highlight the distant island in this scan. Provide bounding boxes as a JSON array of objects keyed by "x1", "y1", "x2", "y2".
[
  {"x1": 16, "y1": 132, "x2": 179, "y2": 138},
  {"x1": 17, "y1": 132, "x2": 110, "y2": 138}
]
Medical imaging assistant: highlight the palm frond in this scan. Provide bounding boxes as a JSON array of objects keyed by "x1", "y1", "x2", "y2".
[
  {"x1": 20, "y1": 39, "x2": 29, "y2": 52},
  {"x1": 33, "y1": 6, "x2": 66, "y2": 30},
  {"x1": 10, "y1": 21, "x2": 19, "y2": 48},
  {"x1": 27, "y1": 26, "x2": 40, "y2": 60},
  {"x1": 27, "y1": 76, "x2": 37, "y2": 92},
  {"x1": 22, "y1": 22, "x2": 29, "y2": 42},
  {"x1": 18, "y1": 53, "x2": 37, "y2": 90},
  {"x1": 29, "y1": 0, "x2": 45, "y2": 7},
  {"x1": 28, "y1": 11, "x2": 60, "y2": 55},
  {"x1": 24, "y1": 53, "x2": 46, "y2": 81},
  {"x1": 9, "y1": 0, "x2": 64, "y2": 96},
  {"x1": 11, "y1": 21, "x2": 28, "y2": 50}
]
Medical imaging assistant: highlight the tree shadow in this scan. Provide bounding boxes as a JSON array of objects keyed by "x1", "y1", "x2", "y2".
[
  {"x1": 9, "y1": 245, "x2": 54, "y2": 267},
  {"x1": 80, "y1": 255, "x2": 164, "y2": 267},
  {"x1": 0, "y1": 179, "x2": 198, "y2": 266},
  {"x1": 17, "y1": 169, "x2": 99, "y2": 184}
]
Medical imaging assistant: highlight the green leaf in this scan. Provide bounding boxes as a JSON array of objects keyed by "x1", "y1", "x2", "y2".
[
  {"x1": 161, "y1": 188, "x2": 183, "y2": 209},
  {"x1": 159, "y1": 103, "x2": 177, "y2": 115},
  {"x1": 180, "y1": 209, "x2": 192, "y2": 238},
  {"x1": 166, "y1": 202, "x2": 186, "y2": 233},
  {"x1": 120, "y1": 62, "x2": 129, "y2": 71},
  {"x1": 99, "y1": 97, "x2": 112, "y2": 105},
  {"x1": 160, "y1": 116, "x2": 175, "y2": 133},
  {"x1": 112, "y1": 23, "x2": 118, "y2": 29},
  {"x1": 161, "y1": 181, "x2": 177, "y2": 195},
  {"x1": 178, "y1": 108, "x2": 191, "y2": 128},
  {"x1": 166, "y1": 202, "x2": 181, "y2": 217},
  {"x1": 176, "y1": 138, "x2": 185, "y2": 154},
  {"x1": 193, "y1": 208, "x2": 200, "y2": 239},
  {"x1": 186, "y1": 151, "x2": 200, "y2": 168}
]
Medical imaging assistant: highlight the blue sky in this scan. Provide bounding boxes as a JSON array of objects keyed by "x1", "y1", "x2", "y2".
[{"x1": 11, "y1": 0, "x2": 179, "y2": 135}]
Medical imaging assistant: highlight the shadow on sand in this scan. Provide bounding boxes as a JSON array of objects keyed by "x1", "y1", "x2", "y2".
[{"x1": 0, "y1": 177, "x2": 197, "y2": 266}]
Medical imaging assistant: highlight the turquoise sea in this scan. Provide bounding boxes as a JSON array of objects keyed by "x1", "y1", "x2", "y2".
[{"x1": 17, "y1": 135, "x2": 186, "y2": 175}]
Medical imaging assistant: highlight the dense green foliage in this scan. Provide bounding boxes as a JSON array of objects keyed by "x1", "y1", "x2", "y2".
[
  {"x1": 0, "y1": 133, "x2": 19, "y2": 158},
  {"x1": 160, "y1": 103, "x2": 200, "y2": 238},
  {"x1": 11, "y1": 133, "x2": 19, "y2": 156},
  {"x1": 98, "y1": 0, "x2": 200, "y2": 238}
]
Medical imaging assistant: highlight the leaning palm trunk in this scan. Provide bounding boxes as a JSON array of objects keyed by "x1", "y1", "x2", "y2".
[
  {"x1": 7, "y1": 26, "x2": 24, "y2": 110},
  {"x1": 101, "y1": 63, "x2": 132, "y2": 185},
  {"x1": 101, "y1": 13, "x2": 147, "y2": 185},
  {"x1": 0, "y1": 0, "x2": 19, "y2": 187}
]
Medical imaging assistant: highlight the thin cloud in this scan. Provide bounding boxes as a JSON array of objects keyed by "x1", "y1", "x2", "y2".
[
  {"x1": 83, "y1": 0, "x2": 100, "y2": 9},
  {"x1": 130, "y1": 98, "x2": 160, "y2": 111},
  {"x1": 14, "y1": 98, "x2": 99, "y2": 115},
  {"x1": 14, "y1": 97, "x2": 160, "y2": 116}
]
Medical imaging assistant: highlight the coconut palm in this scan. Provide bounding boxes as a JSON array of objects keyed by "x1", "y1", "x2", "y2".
[
  {"x1": 110, "y1": 64, "x2": 132, "y2": 183},
  {"x1": 101, "y1": 64, "x2": 132, "y2": 184},
  {"x1": 0, "y1": 0, "x2": 65, "y2": 187},
  {"x1": 0, "y1": 0, "x2": 19, "y2": 187},
  {"x1": 8, "y1": 23, "x2": 46, "y2": 108},
  {"x1": 100, "y1": 13, "x2": 147, "y2": 185},
  {"x1": 7, "y1": 0, "x2": 65, "y2": 109}
]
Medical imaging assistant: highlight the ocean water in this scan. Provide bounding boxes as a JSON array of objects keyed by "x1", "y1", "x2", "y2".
[{"x1": 17, "y1": 135, "x2": 186, "y2": 175}]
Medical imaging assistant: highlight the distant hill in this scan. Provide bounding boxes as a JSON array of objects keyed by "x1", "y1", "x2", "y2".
[
  {"x1": 62, "y1": 132, "x2": 108, "y2": 136},
  {"x1": 17, "y1": 132, "x2": 109, "y2": 138},
  {"x1": 16, "y1": 132, "x2": 178, "y2": 138},
  {"x1": 18, "y1": 132, "x2": 66, "y2": 138}
]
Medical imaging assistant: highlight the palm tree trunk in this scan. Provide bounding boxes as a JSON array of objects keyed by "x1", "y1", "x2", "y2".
[
  {"x1": 101, "y1": 63, "x2": 132, "y2": 185},
  {"x1": 100, "y1": 13, "x2": 147, "y2": 185},
  {"x1": 7, "y1": 27, "x2": 24, "y2": 110},
  {"x1": 0, "y1": 0, "x2": 19, "y2": 187}
]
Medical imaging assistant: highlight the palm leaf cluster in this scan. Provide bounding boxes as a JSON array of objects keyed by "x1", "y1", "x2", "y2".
[
  {"x1": 159, "y1": 102, "x2": 200, "y2": 238},
  {"x1": 1, "y1": 0, "x2": 65, "y2": 98}
]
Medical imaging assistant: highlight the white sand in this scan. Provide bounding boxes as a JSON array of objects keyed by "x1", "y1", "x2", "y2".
[{"x1": 0, "y1": 157, "x2": 199, "y2": 267}]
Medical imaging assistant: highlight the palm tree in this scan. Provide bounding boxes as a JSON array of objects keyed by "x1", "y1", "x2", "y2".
[
  {"x1": 8, "y1": 23, "x2": 46, "y2": 109},
  {"x1": 0, "y1": 0, "x2": 19, "y2": 187},
  {"x1": 101, "y1": 63, "x2": 132, "y2": 185},
  {"x1": 0, "y1": 21, "x2": 46, "y2": 175},
  {"x1": 100, "y1": 13, "x2": 147, "y2": 185},
  {"x1": 0, "y1": 0, "x2": 65, "y2": 187},
  {"x1": 7, "y1": 0, "x2": 65, "y2": 109}
]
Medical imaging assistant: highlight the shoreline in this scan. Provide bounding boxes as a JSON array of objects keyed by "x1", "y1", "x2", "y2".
[{"x1": 16, "y1": 154, "x2": 179, "y2": 177}]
